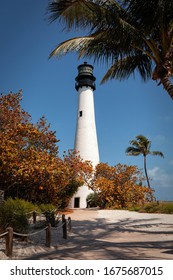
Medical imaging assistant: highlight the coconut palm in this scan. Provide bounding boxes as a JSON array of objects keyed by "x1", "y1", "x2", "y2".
[
  {"x1": 47, "y1": 0, "x2": 173, "y2": 99},
  {"x1": 126, "y1": 135, "x2": 164, "y2": 189}
]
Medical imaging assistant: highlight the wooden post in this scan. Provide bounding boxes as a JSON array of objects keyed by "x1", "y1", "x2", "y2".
[
  {"x1": 33, "y1": 211, "x2": 36, "y2": 224},
  {"x1": 5, "y1": 227, "x2": 13, "y2": 257},
  {"x1": 68, "y1": 217, "x2": 72, "y2": 232},
  {"x1": 62, "y1": 214, "x2": 67, "y2": 239},
  {"x1": 45, "y1": 223, "x2": 51, "y2": 247}
]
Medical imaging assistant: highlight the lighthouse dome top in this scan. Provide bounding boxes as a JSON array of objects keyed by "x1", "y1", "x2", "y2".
[{"x1": 78, "y1": 62, "x2": 94, "y2": 76}]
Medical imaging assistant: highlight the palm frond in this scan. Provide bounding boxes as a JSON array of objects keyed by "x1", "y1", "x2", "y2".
[
  {"x1": 101, "y1": 54, "x2": 152, "y2": 83},
  {"x1": 48, "y1": 0, "x2": 126, "y2": 31},
  {"x1": 135, "y1": 135, "x2": 150, "y2": 144},
  {"x1": 125, "y1": 147, "x2": 141, "y2": 156},
  {"x1": 126, "y1": 135, "x2": 164, "y2": 158},
  {"x1": 48, "y1": 0, "x2": 94, "y2": 29},
  {"x1": 135, "y1": 135, "x2": 151, "y2": 152},
  {"x1": 126, "y1": 0, "x2": 173, "y2": 30},
  {"x1": 49, "y1": 36, "x2": 94, "y2": 58},
  {"x1": 149, "y1": 151, "x2": 164, "y2": 157},
  {"x1": 47, "y1": 1, "x2": 173, "y2": 98}
]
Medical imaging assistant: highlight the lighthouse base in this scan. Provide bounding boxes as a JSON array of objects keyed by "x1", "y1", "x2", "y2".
[{"x1": 68, "y1": 185, "x2": 93, "y2": 208}]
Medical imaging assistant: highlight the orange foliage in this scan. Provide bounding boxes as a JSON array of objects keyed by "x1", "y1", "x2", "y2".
[
  {"x1": 0, "y1": 92, "x2": 93, "y2": 206},
  {"x1": 92, "y1": 163, "x2": 153, "y2": 208}
]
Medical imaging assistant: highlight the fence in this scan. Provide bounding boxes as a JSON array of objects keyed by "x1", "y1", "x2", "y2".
[{"x1": 0, "y1": 212, "x2": 72, "y2": 257}]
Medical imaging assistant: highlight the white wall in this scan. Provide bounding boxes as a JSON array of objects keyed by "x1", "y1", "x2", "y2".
[
  {"x1": 74, "y1": 86, "x2": 99, "y2": 166},
  {"x1": 69, "y1": 85, "x2": 99, "y2": 208}
]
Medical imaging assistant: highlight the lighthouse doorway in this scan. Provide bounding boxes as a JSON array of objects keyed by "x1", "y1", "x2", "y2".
[{"x1": 74, "y1": 197, "x2": 80, "y2": 208}]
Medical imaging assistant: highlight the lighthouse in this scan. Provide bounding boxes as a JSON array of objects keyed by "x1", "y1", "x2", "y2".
[{"x1": 69, "y1": 62, "x2": 100, "y2": 208}]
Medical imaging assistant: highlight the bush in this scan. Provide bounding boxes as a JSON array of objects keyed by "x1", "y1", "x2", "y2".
[
  {"x1": 38, "y1": 203, "x2": 55, "y2": 213},
  {"x1": 0, "y1": 198, "x2": 39, "y2": 233},
  {"x1": 159, "y1": 202, "x2": 173, "y2": 214},
  {"x1": 128, "y1": 201, "x2": 173, "y2": 214},
  {"x1": 86, "y1": 192, "x2": 101, "y2": 207},
  {"x1": 142, "y1": 202, "x2": 159, "y2": 213},
  {"x1": 128, "y1": 206, "x2": 141, "y2": 212},
  {"x1": 38, "y1": 203, "x2": 58, "y2": 227}
]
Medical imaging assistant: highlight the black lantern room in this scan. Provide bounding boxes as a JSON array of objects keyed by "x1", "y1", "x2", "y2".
[{"x1": 75, "y1": 62, "x2": 96, "y2": 91}]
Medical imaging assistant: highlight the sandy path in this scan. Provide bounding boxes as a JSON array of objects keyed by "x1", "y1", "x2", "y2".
[{"x1": 0, "y1": 209, "x2": 173, "y2": 259}]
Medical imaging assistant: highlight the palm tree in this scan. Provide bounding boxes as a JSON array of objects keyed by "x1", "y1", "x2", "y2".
[
  {"x1": 125, "y1": 135, "x2": 164, "y2": 189},
  {"x1": 47, "y1": 0, "x2": 173, "y2": 100}
]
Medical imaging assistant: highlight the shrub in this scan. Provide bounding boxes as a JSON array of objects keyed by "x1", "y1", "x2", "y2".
[
  {"x1": 142, "y1": 202, "x2": 159, "y2": 213},
  {"x1": 128, "y1": 206, "x2": 141, "y2": 212},
  {"x1": 130, "y1": 201, "x2": 173, "y2": 214},
  {"x1": 38, "y1": 203, "x2": 55, "y2": 213},
  {"x1": 0, "y1": 198, "x2": 39, "y2": 233},
  {"x1": 38, "y1": 203, "x2": 58, "y2": 226},
  {"x1": 86, "y1": 192, "x2": 101, "y2": 207},
  {"x1": 159, "y1": 202, "x2": 173, "y2": 214}
]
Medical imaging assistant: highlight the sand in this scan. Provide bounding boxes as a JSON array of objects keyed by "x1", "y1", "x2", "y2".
[{"x1": 0, "y1": 209, "x2": 173, "y2": 259}]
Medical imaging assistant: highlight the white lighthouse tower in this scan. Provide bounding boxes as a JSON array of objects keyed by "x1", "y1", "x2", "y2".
[{"x1": 69, "y1": 62, "x2": 100, "y2": 208}]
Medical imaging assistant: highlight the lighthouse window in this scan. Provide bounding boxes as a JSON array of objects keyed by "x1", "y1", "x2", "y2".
[{"x1": 79, "y1": 111, "x2": 83, "y2": 117}]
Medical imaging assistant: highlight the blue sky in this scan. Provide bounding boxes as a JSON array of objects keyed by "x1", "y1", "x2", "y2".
[{"x1": 1, "y1": 0, "x2": 173, "y2": 200}]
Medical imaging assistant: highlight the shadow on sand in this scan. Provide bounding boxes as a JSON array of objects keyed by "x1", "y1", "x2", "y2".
[{"x1": 23, "y1": 211, "x2": 173, "y2": 260}]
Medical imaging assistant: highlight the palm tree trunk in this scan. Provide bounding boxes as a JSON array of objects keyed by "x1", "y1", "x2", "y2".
[
  {"x1": 143, "y1": 155, "x2": 151, "y2": 189},
  {"x1": 161, "y1": 76, "x2": 173, "y2": 100}
]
